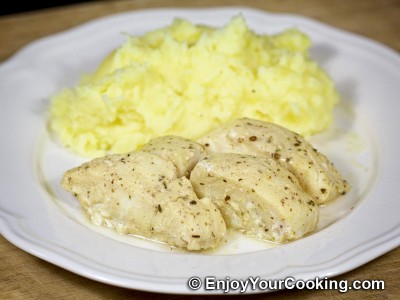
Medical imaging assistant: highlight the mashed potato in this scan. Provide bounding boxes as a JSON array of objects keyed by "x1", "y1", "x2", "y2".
[{"x1": 49, "y1": 15, "x2": 338, "y2": 157}]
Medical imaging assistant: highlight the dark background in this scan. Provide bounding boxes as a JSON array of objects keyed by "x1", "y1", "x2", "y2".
[{"x1": 1, "y1": 1, "x2": 94, "y2": 15}]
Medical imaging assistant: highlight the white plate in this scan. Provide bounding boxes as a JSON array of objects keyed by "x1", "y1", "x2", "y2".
[{"x1": 1, "y1": 7, "x2": 399, "y2": 294}]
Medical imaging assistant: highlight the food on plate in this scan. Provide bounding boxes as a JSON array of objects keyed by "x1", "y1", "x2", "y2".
[
  {"x1": 62, "y1": 136, "x2": 226, "y2": 250},
  {"x1": 141, "y1": 135, "x2": 206, "y2": 178},
  {"x1": 49, "y1": 15, "x2": 339, "y2": 157},
  {"x1": 190, "y1": 153, "x2": 319, "y2": 242},
  {"x1": 62, "y1": 119, "x2": 349, "y2": 250},
  {"x1": 198, "y1": 118, "x2": 350, "y2": 204}
]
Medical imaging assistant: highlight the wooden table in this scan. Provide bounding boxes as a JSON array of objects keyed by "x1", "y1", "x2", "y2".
[{"x1": 1, "y1": 0, "x2": 399, "y2": 299}]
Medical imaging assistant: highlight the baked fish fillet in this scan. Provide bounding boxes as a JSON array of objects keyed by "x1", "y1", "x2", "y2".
[
  {"x1": 141, "y1": 135, "x2": 206, "y2": 178},
  {"x1": 190, "y1": 153, "x2": 319, "y2": 242},
  {"x1": 198, "y1": 118, "x2": 350, "y2": 204},
  {"x1": 62, "y1": 143, "x2": 225, "y2": 250}
]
